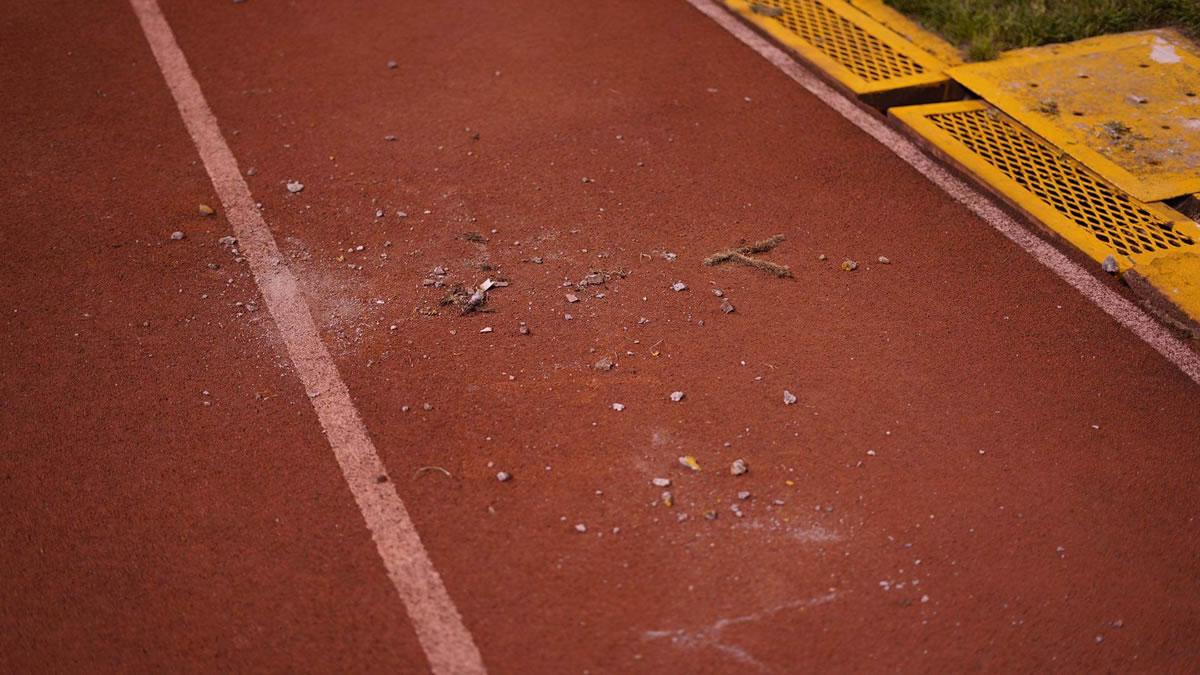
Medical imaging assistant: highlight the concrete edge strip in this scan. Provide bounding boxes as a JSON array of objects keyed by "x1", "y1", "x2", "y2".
[{"x1": 687, "y1": 0, "x2": 1200, "y2": 386}]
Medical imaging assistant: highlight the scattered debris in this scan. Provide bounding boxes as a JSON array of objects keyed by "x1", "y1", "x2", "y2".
[
  {"x1": 170, "y1": 231, "x2": 185, "y2": 241},
  {"x1": 671, "y1": 281, "x2": 688, "y2": 292},
  {"x1": 704, "y1": 234, "x2": 792, "y2": 278},
  {"x1": 749, "y1": 2, "x2": 784, "y2": 16},
  {"x1": 218, "y1": 235, "x2": 237, "y2": 246},
  {"x1": 730, "y1": 459, "x2": 748, "y2": 476},
  {"x1": 1102, "y1": 255, "x2": 1119, "y2": 273},
  {"x1": 594, "y1": 356, "x2": 614, "y2": 371},
  {"x1": 840, "y1": 259, "x2": 858, "y2": 272},
  {"x1": 198, "y1": 204, "x2": 215, "y2": 216},
  {"x1": 660, "y1": 491, "x2": 674, "y2": 507},
  {"x1": 679, "y1": 455, "x2": 701, "y2": 471},
  {"x1": 670, "y1": 391, "x2": 685, "y2": 402},
  {"x1": 413, "y1": 466, "x2": 451, "y2": 480},
  {"x1": 496, "y1": 471, "x2": 511, "y2": 482},
  {"x1": 462, "y1": 231, "x2": 488, "y2": 243},
  {"x1": 712, "y1": 288, "x2": 724, "y2": 297},
  {"x1": 652, "y1": 477, "x2": 672, "y2": 487},
  {"x1": 783, "y1": 390, "x2": 797, "y2": 405},
  {"x1": 1037, "y1": 99, "x2": 1060, "y2": 116},
  {"x1": 720, "y1": 298, "x2": 735, "y2": 314},
  {"x1": 286, "y1": 180, "x2": 304, "y2": 193},
  {"x1": 1101, "y1": 120, "x2": 1133, "y2": 140}
]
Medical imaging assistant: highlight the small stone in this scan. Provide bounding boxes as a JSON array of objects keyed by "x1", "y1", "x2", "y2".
[
  {"x1": 422, "y1": 402, "x2": 433, "y2": 411},
  {"x1": 1102, "y1": 255, "x2": 1119, "y2": 273},
  {"x1": 712, "y1": 289, "x2": 724, "y2": 297},
  {"x1": 574, "y1": 523, "x2": 587, "y2": 533},
  {"x1": 704, "y1": 510, "x2": 718, "y2": 521},
  {"x1": 669, "y1": 391, "x2": 685, "y2": 402},
  {"x1": 660, "y1": 491, "x2": 674, "y2": 507},
  {"x1": 198, "y1": 204, "x2": 215, "y2": 216},
  {"x1": 594, "y1": 356, "x2": 614, "y2": 371},
  {"x1": 286, "y1": 181, "x2": 304, "y2": 193},
  {"x1": 384, "y1": 134, "x2": 397, "y2": 142},
  {"x1": 720, "y1": 298, "x2": 735, "y2": 314},
  {"x1": 678, "y1": 455, "x2": 701, "y2": 471},
  {"x1": 565, "y1": 293, "x2": 580, "y2": 303},
  {"x1": 730, "y1": 458, "x2": 748, "y2": 476},
  {"x1": 840, "y1": 259, "x2": 858, "y2": 272},
  {"x1": 480, "y1": 326, "x2": 493, "y2": 333},
  {"x1": 375, "y1": 209, "x2": 385, "y2": 217},
  {"x1": 386, "y1": 60, "x2": 398, "y2": 69},
  {"x1": 878, "y1": 256, "x2": 891, "y2": 264},
  {"x1": 519, "y1": 323, "x2": 531, "y2": 335},
  {"x1": 737, "y1": 490, "x2": 751, "y2": 500},
  {"x1": 783, "y1": 390, "x2": 797, "y2": 405},
  {"x1": 170, "y1": 231, "x2": 185, "y2": 241},
  {"x1": 563, "y1": 313, "x2": 573, "y2": 321},
  {"x1": 218, "y1": 235, "x2": 237, "y2": 246},
  {"x1": 496, "y1": 471, "x2": 511, "y2": 482},
  {"x1": 246, "y1": 167, "x2": 257, "y2": 176},
  {"x1": 671, "y1": 281, "x2": 688, "y2": 292},
  {"x1": 401, "y1": 405, "x2": 410, "y2": 412},
  {"x1": 818, "y1": 254, "x2": 827, "y2": 261},
  {"x1": 611, "y1": 402, "x2": 625, "y2": 411}
]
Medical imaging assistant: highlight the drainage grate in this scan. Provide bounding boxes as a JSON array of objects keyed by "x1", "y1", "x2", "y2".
[
  {"x1": 753, "y1": 0, "x2": 923, "y2": 82},
  {"x1": 915, "y1": 103, "x2": 1194, "y2": 258},
  {"x1": 727, "y1": 0, "x2": 950, "y2": 94}
]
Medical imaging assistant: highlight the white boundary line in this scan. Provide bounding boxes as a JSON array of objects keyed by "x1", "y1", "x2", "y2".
[
  {"x1": 687, "y1": 0, "x2": 1200, "y2": 385},
  {"x1": 128, "y1": 1, "x2": 486, "y2": 672}
]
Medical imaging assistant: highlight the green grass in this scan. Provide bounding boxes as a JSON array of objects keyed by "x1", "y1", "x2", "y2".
[{"x1": 883, "y1": 0, "x2": 1200, "y2": 60}]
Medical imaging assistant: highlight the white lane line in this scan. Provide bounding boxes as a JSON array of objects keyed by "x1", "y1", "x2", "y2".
[
  {"x1": 687, "y1": 0, "x2": 1200, "y2": 386},
  {"x1": 127, "y1": 1, "x2": 486, "y2": 672}
]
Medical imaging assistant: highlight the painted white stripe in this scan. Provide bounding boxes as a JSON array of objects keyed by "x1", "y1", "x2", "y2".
[
  {"x1": 127, "y1": 1, "x2": 486, "y2": 671},
  {"x1": 687, "y1": 0, "x2": 1200, "y2": 386}
]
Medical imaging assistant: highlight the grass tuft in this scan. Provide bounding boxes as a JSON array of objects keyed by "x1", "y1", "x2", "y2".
[{"x1": 884, "y1": 0, "x2": 1200, "y2": 60}]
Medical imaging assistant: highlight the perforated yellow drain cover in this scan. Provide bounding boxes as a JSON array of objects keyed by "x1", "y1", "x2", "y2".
[
  {"x1": 892, "y1": 100, "x2": 1199, "y2": 269},
  {"x1": 949, "y1": 30, "x2": 1200, "y2": 202},
  {"x1": 725, "y1": 0, "x2": 951, "y2": 94}
]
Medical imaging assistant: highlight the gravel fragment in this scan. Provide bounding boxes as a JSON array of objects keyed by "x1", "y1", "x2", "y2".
[
  {"x1": 593, "y1": 356, "x2": 614, "y2": 371},
  {"x1": 422, "y1": 402, "x2": 433, "y2": 411},
  {"x1": 480, "y1": 326, "x2": 493, "y2": 333},
  {"x1": 611, "y1": 402, "x2": 625, "y2": 411},
  {"x1": 878, "y1": 256, "x2": 891, "y2": 264},
  {"x1": 712, "y1": 289, "x2": 724, "y2": 297},
  {"x1": 720, "y1": 298, "x2": 735, "y2": 314},
  {"x1": 198, "y1": 204, "x2": 215, "y2": 216},
  {"x1": 737, "y1": 490, "x2": 751, "y2": 500},
  {"x1": 565, "y1": 293, "x2": 580, "y2": 303},
  {"x1": 652, "y1": 477, "x2": 672, "y2": 487},
  {"x1": 671, "y1": 281, "x2": 688, "y2": 292},
  {"x1": 678, "y1": 455, "x2": 701, "y2": 471},
  {"x1": 496, "y1": 471, "x2": 511, "y2": 482},
  {"x1": 286, "y1": 181, "x2": 304, "y2": 193},
  {"x1": 574, "y1": 523, "x2": 587, "y2": 533},
  {"x1": 730, "y1": 458, "x2": 748, "y2": 476},
  {"x1": 783, "y1": 390, "x2": 797, "y2": 405},
  {"x1": 386, "y1": 60, "x2": 398, "y2": 69},
  {"x1": 840, "y1": 259, "x2": 858, "y2": 272},
  {"x1": 669, "y1": 391, "x2": 685, "y2": 402},
  {"x1": 1102, "y1": 255, "x2": 1119, "y2": 273},
  {"x1": 660, "y1": 491, "x2": 674, "y2": 507},
  {"x1": 170, "y1": 231, "x2": 185, "y2": 241}
]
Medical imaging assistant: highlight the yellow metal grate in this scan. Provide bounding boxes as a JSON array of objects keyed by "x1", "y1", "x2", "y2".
[
  {"x1": 726, "y1": 0, "x2": 951, "y2": 94},
  {"x1": 924, "y1": 104, "x2": 1194, "y2": 258},
  {"x1": 754, "y1": 0, "x2": 923, "y2": 81}
]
